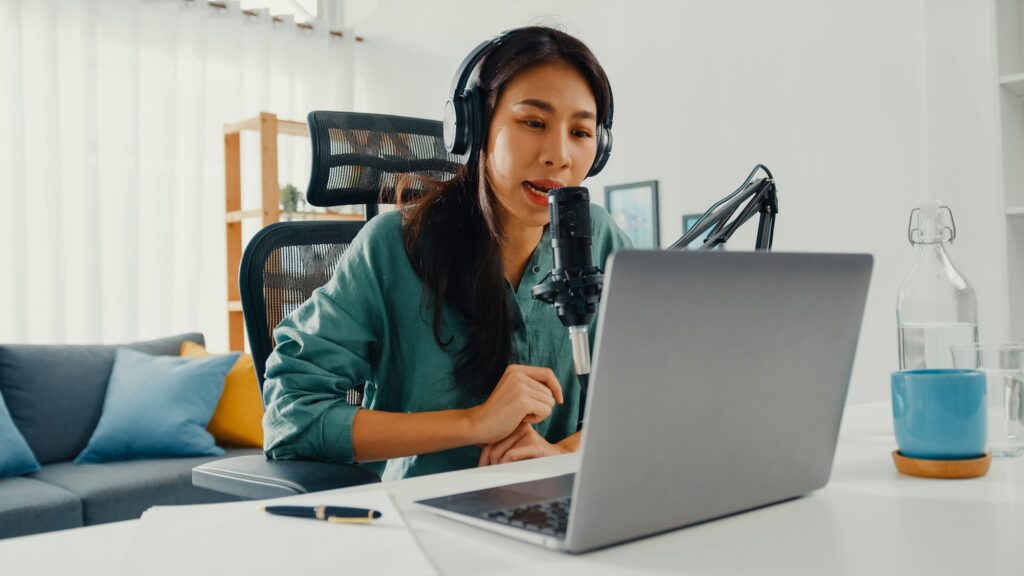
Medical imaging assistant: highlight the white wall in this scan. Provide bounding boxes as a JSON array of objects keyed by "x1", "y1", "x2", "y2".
[
  {"x1": 342, "y1": 0, "x2": 1007, "y2": 404},
  {"x1": 920, "y1": 1, "x2": 1009, "y2": 350}
]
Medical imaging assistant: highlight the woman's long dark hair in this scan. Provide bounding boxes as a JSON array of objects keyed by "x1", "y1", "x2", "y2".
[{"x1": 398, "y1": 26, "x2": 612, "y2": 399}]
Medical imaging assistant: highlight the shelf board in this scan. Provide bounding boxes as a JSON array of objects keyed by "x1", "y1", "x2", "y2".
[
  {"x1": 226, "y1": 210, "x2": 365, "y2": 223},
  {"x1": 225, "y1": 209, "x2": 263, "y2": 223},
  {"x1": 281, "y1": 212, "x2": 365, "y2": 222},
  {"x1": 1000, "y1": 73, "x2": 1024, "y2": 97},
  {"x1": 227, "y1": 301, "x2": 243, "y2": 313},
  {"x1": 1007, "y1": 206, "x2": 1024, "y2": 217},
  {"x1": 276, "y1": 120, "x2": 308, "y2": 137},
  {"x1": 224, "y1": 115, "x2": 308, "y2": 137}
]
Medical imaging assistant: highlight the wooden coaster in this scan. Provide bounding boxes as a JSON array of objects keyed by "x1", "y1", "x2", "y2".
[{"x1": 891, "y1": 450, "x2": 991, "y2": 479}]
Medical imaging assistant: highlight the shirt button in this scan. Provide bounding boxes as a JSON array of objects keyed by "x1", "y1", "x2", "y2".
[{"x1": 532, "y1": 266, "x2": 541, "y2": 273}]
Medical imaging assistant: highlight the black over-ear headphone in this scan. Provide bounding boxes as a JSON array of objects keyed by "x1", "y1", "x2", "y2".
[{"x1": 442, "y1": 30, "x2": 614, "y2": 177}]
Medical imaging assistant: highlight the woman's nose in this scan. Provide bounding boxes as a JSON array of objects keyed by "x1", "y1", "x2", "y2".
[{"x1": 541, "y1": 130, "x2": 572, "y2": 169}]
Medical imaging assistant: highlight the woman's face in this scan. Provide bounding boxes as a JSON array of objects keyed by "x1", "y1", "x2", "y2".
[{"x1": 484, "y1": 61, "x2": 599, "y2": 232}]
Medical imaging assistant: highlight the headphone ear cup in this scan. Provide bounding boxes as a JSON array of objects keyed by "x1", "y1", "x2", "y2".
[
  {"x1": 464, "y1": 87, "x2": 485, "y2": 163},
  {"x1": 443, "y1": 98, "x2": 461, "y2": 155},
  {"x1": 444, "y1": 95, "x2": 470, "y2": 156},
  {"x1": 588, "y1": 124, "x2": 613, "y2": 177}
]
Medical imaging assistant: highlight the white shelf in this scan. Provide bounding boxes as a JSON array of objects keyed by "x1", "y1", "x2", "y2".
[
  {"x1": 1000, "y1": 73, "x2": 1024, "y2": 97},
  {"x1": 997, "y1": 0, "x2": 1024, "y2": 342}
]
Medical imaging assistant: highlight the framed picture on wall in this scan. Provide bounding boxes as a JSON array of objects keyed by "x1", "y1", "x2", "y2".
[
  {"x1": 681, "y1": 213, "x2": 723, "y2": 251},
  {"x1": 605, "y1": 180, "x2": 659, "y2": 248}
]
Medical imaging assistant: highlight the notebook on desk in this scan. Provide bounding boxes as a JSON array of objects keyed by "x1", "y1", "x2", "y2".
[{"x1": 417, "y1": 250, "x2": 873, "y2": 554}]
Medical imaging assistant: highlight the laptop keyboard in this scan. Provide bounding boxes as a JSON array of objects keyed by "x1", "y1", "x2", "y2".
[{"x1": 483, "y1": 497, "x2": 571, "y2": 538}]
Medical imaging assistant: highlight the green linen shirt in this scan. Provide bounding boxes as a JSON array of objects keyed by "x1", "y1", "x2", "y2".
[{"x1": 262, "y1": 203, "x2": 633, "y2": 480}]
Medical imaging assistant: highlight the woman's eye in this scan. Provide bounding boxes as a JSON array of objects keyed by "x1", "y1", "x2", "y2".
[
  {"x1": 522, "y1": 120, "x2": 544, "y2": 129},
  {"x1": 573, "y1": 130, "x2": 593, "y2": 139}
]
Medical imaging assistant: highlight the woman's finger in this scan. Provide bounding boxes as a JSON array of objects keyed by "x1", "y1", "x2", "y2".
[
  {"x1": 524, "y1": 398, "x2": 552, "y2": 422},
  {"x1": 500, "y1": 445, "x2": 541, "y2": 464},
  {"x1": 489, "y1": 422, "x2": 532, "y2": 465},
  {"x1": 517, "y1": 366, "x2": 564, "y2": 404},
  {"x1": 487, "y1": 424, "x2": 528, "y2": 463},
  {"x1": 526, "y1": 385, "x2": 556, "y2": 407},
  {"x1": 478, "y1": 444, "x2": 492, "y2": 467}
]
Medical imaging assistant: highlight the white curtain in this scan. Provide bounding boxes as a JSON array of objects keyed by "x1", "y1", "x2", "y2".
[{"x1": 0, "y1": 0, "x2": 355, "y2": 350}]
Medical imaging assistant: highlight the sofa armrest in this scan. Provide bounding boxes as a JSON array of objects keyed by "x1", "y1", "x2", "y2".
[{"x1": 192, "y1": 456, "x2": 381, "y2": 500}]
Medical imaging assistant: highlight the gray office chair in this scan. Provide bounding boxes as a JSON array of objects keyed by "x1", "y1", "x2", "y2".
[{"x1": 192, "y1": 111, "x2": 460, "y2": 499}]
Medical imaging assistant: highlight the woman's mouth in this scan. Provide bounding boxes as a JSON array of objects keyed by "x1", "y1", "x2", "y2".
[{"x1": 522, "y1": 181, "x2": 558, "y2": 207}]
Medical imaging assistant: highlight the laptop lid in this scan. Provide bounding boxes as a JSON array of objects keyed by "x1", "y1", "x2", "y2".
[{"x1": 566, "y1": 250, "x2": 873, "y2": 553}]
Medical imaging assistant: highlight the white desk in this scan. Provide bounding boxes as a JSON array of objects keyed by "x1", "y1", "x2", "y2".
[{"x1": 2, "y1": 402, "x2": 1021, "y2": 575}]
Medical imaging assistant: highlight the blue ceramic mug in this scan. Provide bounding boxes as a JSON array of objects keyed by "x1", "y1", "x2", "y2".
[{"x1": 891, "y1": 369, "x2": 987, "y2": 460}]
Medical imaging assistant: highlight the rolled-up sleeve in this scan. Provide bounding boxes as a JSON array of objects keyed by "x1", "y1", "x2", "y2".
[{"x1": 261, "y1": 229, "x2": 383, "y2": 464}]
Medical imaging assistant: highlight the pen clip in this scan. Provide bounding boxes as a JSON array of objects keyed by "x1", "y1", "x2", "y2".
[{"x1": 327, "y1": 516, "x2": 375, "y2": 524}]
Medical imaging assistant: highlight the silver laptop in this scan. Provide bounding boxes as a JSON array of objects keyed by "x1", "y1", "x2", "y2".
[{"x1": 416, "y1": 250, "x2": 873, "y2": 553}]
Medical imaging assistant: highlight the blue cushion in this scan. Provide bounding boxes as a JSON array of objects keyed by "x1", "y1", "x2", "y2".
[
  {"x1": 74, "y1": 348, "x2": 239, "y2": 464},
  {"x1": 0, "y1": 391, "x2": 40, "y2": 477},
  {"x1": 0, "y1": 333, "x2": 205, "y2": 465}
]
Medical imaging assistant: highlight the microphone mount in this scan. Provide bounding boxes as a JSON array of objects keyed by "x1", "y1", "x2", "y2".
[
  {"x1": 531, "y1": 267, "x2": 603, "y2": 332},
  {"x1": 668, "y1": 164, "x2": 778, "y2": 251},
  {"x1": 532, "y1": 268, "x2": 602, "y2": 378}
]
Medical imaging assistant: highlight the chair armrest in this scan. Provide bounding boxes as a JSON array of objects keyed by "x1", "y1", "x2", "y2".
[{"x1": 192, "y1": 455, "x2": 381, "y2": 500}]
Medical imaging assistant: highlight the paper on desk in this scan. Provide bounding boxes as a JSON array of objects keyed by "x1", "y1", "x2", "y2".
[{"x1": 112, "y1": 488, "x2": 437, "y2": 576}]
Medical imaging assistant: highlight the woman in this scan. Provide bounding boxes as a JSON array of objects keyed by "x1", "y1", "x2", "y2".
[{"x1": 262, "y1": 26, "x2": 633, "y2": 480}]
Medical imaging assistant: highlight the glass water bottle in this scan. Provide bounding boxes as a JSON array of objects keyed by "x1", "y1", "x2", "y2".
[{"x1": 896, "y1": 202, "x2": 978, "y2": 369}]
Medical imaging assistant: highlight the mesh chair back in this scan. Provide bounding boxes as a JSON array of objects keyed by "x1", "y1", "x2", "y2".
[
  {"x1": 242, "y1": 112, "x2": 458, "y2": 407},
  {"x1": 241, "y1": 221, "x2": 365, "y2": 405},
  {"x1": 305, "y1": 111, "x2": 461, "y2": 210}
]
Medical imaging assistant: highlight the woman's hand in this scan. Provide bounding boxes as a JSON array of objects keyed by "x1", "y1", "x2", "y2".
[
  {"x1": 478, "y1": 422, "x2": 574, "y2": 466},
  {"x1": 466, "y1": 365, "x2": 563, "y2": 445}
]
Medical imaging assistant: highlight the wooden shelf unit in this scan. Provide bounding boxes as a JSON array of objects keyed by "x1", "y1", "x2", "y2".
[{"x1": 224, "y1": 112, "x2": 363, "y2": 352}]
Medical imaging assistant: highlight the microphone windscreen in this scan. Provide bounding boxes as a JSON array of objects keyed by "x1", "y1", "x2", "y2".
[{"x1": 549, "y1": 187, "x2": 591, "y2": 242}]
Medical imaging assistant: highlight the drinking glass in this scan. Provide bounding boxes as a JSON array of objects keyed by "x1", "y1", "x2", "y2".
[{"x1": 951, "y1": 343, "x2": 1024, "y2": 457}]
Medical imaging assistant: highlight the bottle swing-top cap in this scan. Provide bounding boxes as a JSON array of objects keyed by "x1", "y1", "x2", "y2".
[{"x1": 908, "y1": 201, "x2": 956, "y2": 245}]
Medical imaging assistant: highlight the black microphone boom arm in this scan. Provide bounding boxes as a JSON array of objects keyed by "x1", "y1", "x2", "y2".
[{"x1": 668, "y1": 164, "x2": 778, "y2": 251}]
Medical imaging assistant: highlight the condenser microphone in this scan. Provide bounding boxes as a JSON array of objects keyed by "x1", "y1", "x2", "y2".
[{"x1": 531, "y1": 186, "x2": 604, "y2": 430}]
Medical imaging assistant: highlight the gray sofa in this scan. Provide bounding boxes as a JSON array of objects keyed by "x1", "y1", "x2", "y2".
[{"x1": 0, "y1": 333, "x2": 261, "y2": 540}]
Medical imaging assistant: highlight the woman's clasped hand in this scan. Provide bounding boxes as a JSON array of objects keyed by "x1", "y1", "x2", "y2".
[{"x1": 469, "y1": 365, "x2": 573, "y2": 466}]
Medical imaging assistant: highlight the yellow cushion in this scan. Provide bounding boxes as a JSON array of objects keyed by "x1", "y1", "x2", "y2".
[{"x1": 180, "y1": 341, "x2": 264, "y2": 448}]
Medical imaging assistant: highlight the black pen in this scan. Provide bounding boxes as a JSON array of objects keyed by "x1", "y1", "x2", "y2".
[{"x1": 260, "y1": 504, "x2": 383, "y2": 524}]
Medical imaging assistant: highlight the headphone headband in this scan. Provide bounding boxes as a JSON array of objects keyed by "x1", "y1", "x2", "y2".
[{"x1": 447, "y1": 32, "x2": 511, "y2": 109}]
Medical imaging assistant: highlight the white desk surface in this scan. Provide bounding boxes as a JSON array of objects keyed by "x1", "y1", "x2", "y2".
[{"x1": 1, "y1": 402, "x2": 1021, "y2": 575}]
